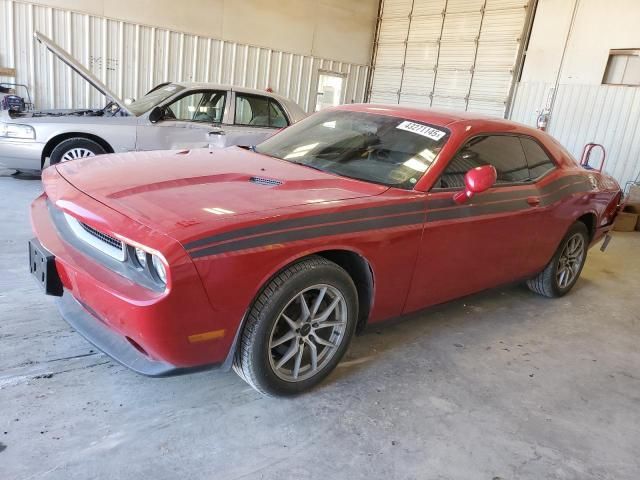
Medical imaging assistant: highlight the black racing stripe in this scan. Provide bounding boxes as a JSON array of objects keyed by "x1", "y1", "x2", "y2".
[
  {"x1": 427, "y1": 191, "x2": 512, "y2": 210},
  {"x1": 187, "y1": 176, "x2": 591, "y2": 258},
  {"x1": 539, "y1": 180, "x2": 592, "y2": 207},
  {"x1": 537, "y1": 176, "x2": 591, "y2": 196},
  {"x1": 426, "y1": 179, "x2": 591, "y2": 222},
  {"x1": 190, "y1": 211, "x2": 425, "y2": 258},
  {"x1": 184, "y1": 200, "x2": 426, "y2": 250},
  {"x1": 426, "y1": 175, "x2": 588, "y2": 209},
  {"x1": 427, "y1": 198, "x2": 529, "y2": 222}
]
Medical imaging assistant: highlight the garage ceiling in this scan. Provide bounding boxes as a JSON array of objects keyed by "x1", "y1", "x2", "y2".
[{"x1": 369, "y1": 0, "x2": 532, "y2": 117}]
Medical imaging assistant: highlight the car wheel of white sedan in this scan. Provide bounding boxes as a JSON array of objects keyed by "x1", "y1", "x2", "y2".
[
  {"x1": 233, "y1": 256, "x2": 358, "y2": 396},
  {"x1": 61, "y1": 147, "x2": 95, "y2": 162},
  {"x1": 49, "y1": 137, "x2": 107, "y2": 165},
  {"x1": 527, "y1": 222, "x2": 589, "y2": 298}
]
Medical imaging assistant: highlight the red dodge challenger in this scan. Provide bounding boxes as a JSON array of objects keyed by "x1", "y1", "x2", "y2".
[{"x1": 29, "y1": 105, "x2": 622, "y2": 396}]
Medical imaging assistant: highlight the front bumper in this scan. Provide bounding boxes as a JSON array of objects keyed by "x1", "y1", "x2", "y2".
[
  {"x1": 0, "y1": 138, "x2": 44, "y2": 171},
  {"x1": 56, "y1": 291, "x2": 215, "y2": 376},
  {"x1": 30, "y1": 178, "x2": 234, "y2": 372}
]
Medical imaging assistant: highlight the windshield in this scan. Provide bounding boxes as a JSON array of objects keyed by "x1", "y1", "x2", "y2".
[
  {"x1": 255, "y1": 110, "x2": 449, "y2": 189},
  {"x1": 126, "y1": 84, "x2": 185, "y2": 116}
]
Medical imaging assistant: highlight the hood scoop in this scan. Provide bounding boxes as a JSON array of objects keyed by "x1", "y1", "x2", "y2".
[{"x1": 249, "y1": 176, "x2": 283, "y2": 187}]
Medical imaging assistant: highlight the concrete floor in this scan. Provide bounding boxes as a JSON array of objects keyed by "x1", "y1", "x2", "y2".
[{"x1": 1, "y1": 170, "x2": 639, "y2": 480}]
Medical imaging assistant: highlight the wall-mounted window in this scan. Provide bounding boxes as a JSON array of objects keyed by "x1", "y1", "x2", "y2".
[{"x1": 603, "y1": 49, "x2": 640, "y2": 86}]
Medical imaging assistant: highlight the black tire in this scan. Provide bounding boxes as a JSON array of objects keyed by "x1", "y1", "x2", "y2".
[
  {"x1": 527, "y1": 222, "x2": 589, "y2": 298},
  {"x1": 233, "y1": 256, "x2": 358, "y2": 396},
  {"x1": 49, "y1": 137, "x2": 107, "y2": 165}
]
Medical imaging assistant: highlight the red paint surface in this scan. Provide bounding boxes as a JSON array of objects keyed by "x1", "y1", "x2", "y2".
[{"x1": 31, "y1": 105, "x2": 622, "y2": 368}]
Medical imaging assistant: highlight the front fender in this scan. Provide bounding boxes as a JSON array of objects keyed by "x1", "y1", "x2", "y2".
[
  {"x1": 218, "y1": 243, "x2": 376, "y2": 371},
  {"x1": 39, "y1": 120, "x2": 137, "y2": 156}
]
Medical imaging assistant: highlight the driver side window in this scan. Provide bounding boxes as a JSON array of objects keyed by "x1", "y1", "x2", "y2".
[
  {"x1": 438, "y1": 135, "x2": 530, "y2": 189},
  {"x1": 163, "y1": 91, "x2": 226, "y2": 123}
]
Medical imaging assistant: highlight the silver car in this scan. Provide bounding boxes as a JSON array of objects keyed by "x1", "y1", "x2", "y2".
[{"x1": 0, "y1": 32, "x2": 306, "y2": 173}]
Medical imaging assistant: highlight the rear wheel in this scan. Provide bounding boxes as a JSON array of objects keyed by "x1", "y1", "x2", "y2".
[
  {"x1": 527, "y1": 222, "x2": 589, "y2": 298},
  {"x1": 233, "y1": 256, "x2": 358, "y2": 396},
  {"x1": 49, "y1": 137, "x2": 106, "y2": 165}
]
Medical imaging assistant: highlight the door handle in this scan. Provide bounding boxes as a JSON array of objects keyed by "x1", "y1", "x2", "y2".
[{"x1": 527, "y1": 196, "x2": 541, "y2": 207}]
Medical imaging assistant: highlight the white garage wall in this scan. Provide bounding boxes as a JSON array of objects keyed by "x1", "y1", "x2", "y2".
[
  {"x1": 8, "y1": 0, "x2": 379, "y2": 66},
  {"x1": 0, "y1": 0, "x2": 372, "y2": 111},
  {"x1": 369, "y1": 0, "x2": 534, "y2": 117},
  {"x1": 509, "y1": 0, "x2": 640, "y2": 189},
  {"x1": 511, "y1": 82, "x2": 640, "y2": 188}
]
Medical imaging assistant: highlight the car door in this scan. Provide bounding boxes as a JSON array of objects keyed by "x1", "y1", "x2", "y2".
[
  {"x1": 404, "y1": 134, "x2": 543, "y2": 313},
  {"x1": 136, "y1": 89, "x2": 227, "y2": 151},
  {"x1": 517, "y1": 136, "x2": 567, "y2": 270},
  {"x1": 222, "y1": 92, "x2": 290, "y2": 147}
]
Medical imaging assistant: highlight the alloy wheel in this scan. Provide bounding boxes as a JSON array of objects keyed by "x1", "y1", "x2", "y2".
[
  {"x1": 268, "y1": 284, "x2": 347, "y2": 382},
  {"x1": 556, "y1": 233, "x2": 586, "y2": 289}
]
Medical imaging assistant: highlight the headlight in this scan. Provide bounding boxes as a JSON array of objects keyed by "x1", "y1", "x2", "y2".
[
  {"x1": 128, "y1": 244, "x2": 167, "y2": 287},
  {"x1": 0, "y1": 122, "x2": 36, "y2": 139},
  {"x1": 151, "y1": 255, "x2": 167, "y2": 284},
  {"x1": 134, "y1": 247, "x2": 147, "y2": 267}
]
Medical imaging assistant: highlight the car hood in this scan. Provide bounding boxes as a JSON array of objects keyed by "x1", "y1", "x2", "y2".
[
  {"x1": 34, "y1": 31, "x2": 132, "y2": 116},
  {"x1": 55, "y1": 147, "x2": 388, "y2": 242},
  {"x1": 8, "y1": 109, "x2": 106, "y2": 119}
]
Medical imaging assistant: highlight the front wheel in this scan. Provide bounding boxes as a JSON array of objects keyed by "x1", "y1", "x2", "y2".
[
  {"x1": 49, "y1": 137, "x2": 106, "y2": 165},
  {"x1": 527, "y1": 222, "x2": 589, "y2": 298},
  {"x1": 233, "y1": 256, "x2": 358, "y2": 396}
]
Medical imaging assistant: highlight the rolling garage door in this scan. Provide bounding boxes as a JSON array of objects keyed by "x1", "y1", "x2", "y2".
[{"x1": 369, "y1": 0, "x2": 533, "y2": 117}]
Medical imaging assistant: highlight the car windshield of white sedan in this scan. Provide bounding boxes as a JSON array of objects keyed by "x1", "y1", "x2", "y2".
[
  {"x1": 127, "y1": 84, "x2": 185, "y2": 116},
  {"x1": 255, "y1": 110, "x2": 449, "y2": 189}
]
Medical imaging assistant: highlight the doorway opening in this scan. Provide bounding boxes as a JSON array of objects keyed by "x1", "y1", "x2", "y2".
[{"x1": 315, "y1": 72, "x2": 345, "y2": 111}]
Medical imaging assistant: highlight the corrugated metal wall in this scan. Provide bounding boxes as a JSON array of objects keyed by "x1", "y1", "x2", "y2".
[
  {"x1": 510, "y1": 81, "x2": 640, "y2": 189},
  {"x1": 0, "y1": 0, "x2": 369, "y2": 112}
]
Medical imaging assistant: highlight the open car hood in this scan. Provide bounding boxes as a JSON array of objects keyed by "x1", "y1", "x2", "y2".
[
  {"x1": 53, "y1": 147, "x2": 388, "y2": 243},
  {"x1": 34, "y1": 32, "x2": 132, "y2": 116}
]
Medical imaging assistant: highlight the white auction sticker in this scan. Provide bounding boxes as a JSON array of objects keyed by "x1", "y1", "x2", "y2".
[{"x1": 396, "y1": 121, "x2": 446, "y2": 141}]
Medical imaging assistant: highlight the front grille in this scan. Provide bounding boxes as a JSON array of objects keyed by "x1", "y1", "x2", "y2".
[
  {"x1": 62, "y1": 212, "x2": 126, "y2": 261},
  {"x1": 79, "y1": 222, "x2": 123, "y2": 250},
  {"x1": 249, "y1": 176, "x2": 282, "y2": 187}
]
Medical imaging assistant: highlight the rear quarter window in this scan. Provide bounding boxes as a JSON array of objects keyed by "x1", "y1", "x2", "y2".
[{"x1": 520, "y1": 137, "x2": 556, "y2": 179}]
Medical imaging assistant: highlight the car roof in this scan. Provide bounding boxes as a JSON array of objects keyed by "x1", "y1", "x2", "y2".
[
  {"x1": 333, "y1": 103, "x2": 581, "y2": 171},
  {"x1": 173, "y1": 82, "x2": 287, "y2": 99},
  {"x1": 335, "y1": 103, "x2": 537, "y2": 133},
  {"x1": 171, "y1": 82, "x2": 307, "y2": 121}
]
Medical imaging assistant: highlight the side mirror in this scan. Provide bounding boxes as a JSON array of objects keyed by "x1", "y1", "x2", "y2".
[
  {"x1": 453, "y1": 165, "x2": 497, "y2": 204},
  {"x1": 149, "y1": 106, "x2": 164, "y2": 124}
]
